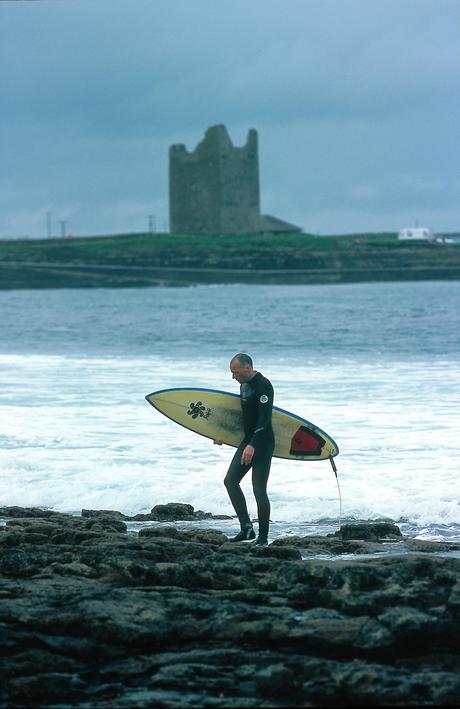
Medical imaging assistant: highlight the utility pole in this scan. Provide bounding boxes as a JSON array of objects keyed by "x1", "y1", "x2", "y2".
[
  {"x1": 46, "y1": 211, "x2": 52, "y2": 238},
  {"x1": 59, "y1": 220, "x2": 67, "y2": 238},
  {"x1": 148, "y1": 214, "x2": 156, "y2": 234}
]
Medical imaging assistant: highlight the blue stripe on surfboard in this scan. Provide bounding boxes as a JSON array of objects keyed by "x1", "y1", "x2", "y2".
[{"x1": 145, "y1": 386, "x2": 339, "y2": 455}]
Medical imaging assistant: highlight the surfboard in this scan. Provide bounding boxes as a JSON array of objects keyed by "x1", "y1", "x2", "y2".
[{"x1": 145, "y1": 387, "x2": 339, "y2": 461}]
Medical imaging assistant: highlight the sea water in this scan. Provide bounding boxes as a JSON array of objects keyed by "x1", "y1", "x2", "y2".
[{"x1": 0, "y1": 281, "x2": 459, "y2": 544}]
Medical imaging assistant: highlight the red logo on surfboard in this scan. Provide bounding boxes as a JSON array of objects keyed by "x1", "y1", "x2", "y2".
[{"x1": 290, "y1": 426, "x2": 325, "y2": 456}]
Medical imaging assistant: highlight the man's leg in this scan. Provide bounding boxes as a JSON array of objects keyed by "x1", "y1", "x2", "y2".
[
  {"x1": 251, "y1": 449, "x2": 273, "y2": 543},
  {"x1": 224, "y1": 442, "x2": 254, "y2": 539}
]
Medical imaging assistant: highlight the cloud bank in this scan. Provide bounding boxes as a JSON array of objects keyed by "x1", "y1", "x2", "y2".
[{"x1": 1, "y1": 0, "x2": 459, "y2": 237}]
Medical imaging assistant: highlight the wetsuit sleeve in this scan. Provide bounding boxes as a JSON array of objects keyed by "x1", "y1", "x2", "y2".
[{"x1": 249, "y1": 380, "x2": 274, "y2": 448}]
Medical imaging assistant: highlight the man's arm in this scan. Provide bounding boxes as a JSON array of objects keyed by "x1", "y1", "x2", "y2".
[
  {"x1": 249, "y1": 380, "x2": 274, "y2": 448},
  {"x1": 241, "y1": 381, "x2": 273, "y2": 465}
]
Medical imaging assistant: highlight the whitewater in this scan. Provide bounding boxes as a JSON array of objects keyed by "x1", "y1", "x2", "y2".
[{"x1": 1, "y1": 281, "x2": 459, "y2": 542}]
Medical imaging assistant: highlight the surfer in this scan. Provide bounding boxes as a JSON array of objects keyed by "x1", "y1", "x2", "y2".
[{"x1": 215, "y1": 353, "x2": 275, "y2": 547}]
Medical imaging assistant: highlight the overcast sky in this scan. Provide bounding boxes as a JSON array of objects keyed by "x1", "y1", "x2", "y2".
[{"x1": 1, "y1": 0, "x2": 459, "y2": 238}]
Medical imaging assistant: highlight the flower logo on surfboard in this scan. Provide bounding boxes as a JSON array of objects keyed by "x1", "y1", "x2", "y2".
[{"x1": 187, "y1": 401, "x2": 211, "y2": 420}]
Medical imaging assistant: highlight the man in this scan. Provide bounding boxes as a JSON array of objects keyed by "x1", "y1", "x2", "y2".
[{"x1": 215, "y1": 353, "x2": 275, "y2": 547}]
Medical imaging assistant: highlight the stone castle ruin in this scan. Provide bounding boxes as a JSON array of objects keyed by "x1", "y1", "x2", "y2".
[{"x1": 169, "y1": 125, "x2": 301, "y2": 235}]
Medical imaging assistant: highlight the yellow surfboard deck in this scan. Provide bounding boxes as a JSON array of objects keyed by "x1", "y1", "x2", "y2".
[{"x1": 145, "y1": 387, "x2": 338, "y2": 462}]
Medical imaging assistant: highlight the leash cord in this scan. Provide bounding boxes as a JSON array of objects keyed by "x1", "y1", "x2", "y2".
[{"x1": 329, "y1": 456, "x2": 342, "y2": 532}]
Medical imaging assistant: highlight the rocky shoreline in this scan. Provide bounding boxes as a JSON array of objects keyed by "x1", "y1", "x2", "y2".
[{"x1": 1, "y1": 504, "x2": 459, "y2": 707}]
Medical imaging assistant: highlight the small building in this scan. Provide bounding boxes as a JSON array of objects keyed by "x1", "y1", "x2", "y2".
[
  {"x1": 398, "y1": 227, "x2": 434, "y2": 241},
  {"x1": 258, "y1": 214, "x2": 302, "y2": 235}
]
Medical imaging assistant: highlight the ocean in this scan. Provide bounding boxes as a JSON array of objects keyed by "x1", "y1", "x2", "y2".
[{"x1": 1, "y1": 281, "x2": 459, "y2": 545}]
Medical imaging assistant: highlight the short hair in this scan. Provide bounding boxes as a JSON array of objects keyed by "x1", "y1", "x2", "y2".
[{"x1": 231, "y1": 353, "x2": 253, "y2": 367}]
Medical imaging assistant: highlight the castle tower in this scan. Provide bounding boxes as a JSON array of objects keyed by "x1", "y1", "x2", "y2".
[{"x1": 169, "y1": 125, "x2": 261, "y2": 235}]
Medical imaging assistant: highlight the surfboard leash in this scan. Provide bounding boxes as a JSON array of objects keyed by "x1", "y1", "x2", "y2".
[{"x1": 329, "y1": 456, "x2": 342, "y2": 532}]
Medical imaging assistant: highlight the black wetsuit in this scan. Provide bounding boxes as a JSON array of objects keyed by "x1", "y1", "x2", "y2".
[{"x1": 224, "y1": 371, "x2": 275, "y2": 540}]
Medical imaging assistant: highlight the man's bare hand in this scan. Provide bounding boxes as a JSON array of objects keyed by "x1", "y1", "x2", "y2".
[{"x1": 241, "y1": 444, "x2": 255, "y2": 466}]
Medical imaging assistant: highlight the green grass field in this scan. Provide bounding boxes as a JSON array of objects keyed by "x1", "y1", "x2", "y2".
[{"x1": 0, "y1": 231, "x2": 401, "y2": 265}]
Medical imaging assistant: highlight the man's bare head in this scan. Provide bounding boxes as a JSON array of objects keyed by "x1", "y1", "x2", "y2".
[{"x1": 230, "y1": 353, "x2": 254, "y2": 383}]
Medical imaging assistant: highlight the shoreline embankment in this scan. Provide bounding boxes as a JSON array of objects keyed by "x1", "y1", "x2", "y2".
[
  {"x1": 2, "y1": 260, "x2": 460, "y2": 289},
  {"x1": 1, "y1": 232, "x2": 460, "y2": 288},
  {"x1": 1, "y1": 503, "x2": 459, "y2": 707}
]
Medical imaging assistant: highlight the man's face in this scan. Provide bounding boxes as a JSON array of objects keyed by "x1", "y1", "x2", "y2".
[{"x1": 230, "y1": 360, "x2": 253, "y2": 384}]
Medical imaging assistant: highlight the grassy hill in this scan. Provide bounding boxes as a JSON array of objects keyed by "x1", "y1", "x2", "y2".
[{"x1": 0, "y1": 231, "x2": 459, "y2": 288}]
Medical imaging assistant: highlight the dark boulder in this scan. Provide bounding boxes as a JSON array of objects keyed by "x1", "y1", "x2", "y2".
[{"x1": 150, "y1": 502, "x2": 202, "y2": 520}]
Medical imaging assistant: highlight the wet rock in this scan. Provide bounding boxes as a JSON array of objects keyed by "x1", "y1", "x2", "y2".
[
  {"x1": 150, "y1": 502, "x2": 210, "y2": 520},
  {"x1": 405, "y1": 538, "x2": 460, "y2": 553},
  {"x1": 77, "y1": 502, "x2": 224, "y2": 523},
  {"x1": 272, "y1": 522, "x2": 409, "y2": 556},
  {"x1": 7, "y1": 673, "x2": 88, "y2": 706},
  {"x1": 218, "y1": 542, "x2": 302, "y2": 560},
  {"x1": 448, "y1": 579, "x2": 460, "y2": 607},
  {"x1": 110, "y1": 501, "x2": 212, "y2": 522},
  {"x1": 0, "y1": 506, "x2": 67, "y2": 519},
  {"x1": 1, "y1": 506, "x2": 459, "y2": 708},
  {"x1": 255, "y1": 664, "x2": 298, "y2": 697},
  {"x1": 83, "y1": 517, "x2": 128, "y2": 534},
  {"x1": 81, "y1": 509, "x2": 127, "y2": 520},
  {"x1": 272, "y1": 534, "x2": 387, "y2": 556},
  {"x1": 138, "y1": 526, "x2": 228, "y2": 546},
  {"x1": 329, "y1": 521, "x2": 403, "y2": 541}
]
